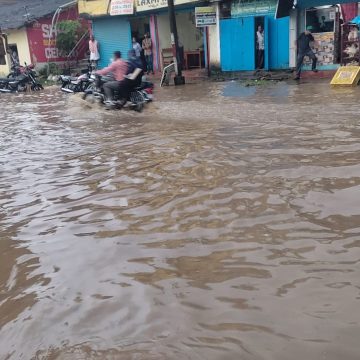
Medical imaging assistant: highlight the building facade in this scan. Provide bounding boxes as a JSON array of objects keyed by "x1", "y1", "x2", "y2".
[
  {"x1": 78, "y1": 0, "x2": 360, "y2": 73},
  {"x1": 219, "y1": 0, "x2": 290, "y2": 71},
  {"x1": 0, "y1": 0, "x2": 88, "y2": 76},
  {"x1": 0, "y1": 29, "x2": 32, "y2": 76},
  {"x1": 78, "y1": 0, "x2": 221, "y2": 71},
  {"x1": 278, "y1": 0, "x2": 359, "y2": 70}
]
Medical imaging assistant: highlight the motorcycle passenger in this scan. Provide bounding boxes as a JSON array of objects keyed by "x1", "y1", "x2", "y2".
[
  {"x1": 118, "y1": 49, "x2": 144, "y2": 102},
  {"x1": 96, "y1": 51, "x2": 127, "y2": 104}
]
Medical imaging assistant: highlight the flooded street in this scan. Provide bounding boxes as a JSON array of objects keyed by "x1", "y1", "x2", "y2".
[{"x1": 1, "y1": 81, "x2": 360, "y2": 360}]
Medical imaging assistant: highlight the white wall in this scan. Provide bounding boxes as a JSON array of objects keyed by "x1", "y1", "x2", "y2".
[
  {"x1": 208, "y1": 2, "x2": 221, "y2": 68},
  {"x1": 0, "y1": 29, "x2": 31, "y2": 76},
  {"x1": 289, "y1": 9, "x2": 298, "y2": 68}
]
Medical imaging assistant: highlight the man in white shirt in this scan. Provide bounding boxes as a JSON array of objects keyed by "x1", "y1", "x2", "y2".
[
  {"x1": 89, "y1": 35, "x2": 100, "y2": 68},
  {"x1": 132, "y1": 37, "x2": 142, "y2": 58},
  {"x1": 256, "y1": 25, "x2": 264, "y2": 69}
]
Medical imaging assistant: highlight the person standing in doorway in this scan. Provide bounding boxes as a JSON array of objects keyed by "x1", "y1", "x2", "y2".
[
  {"x1": 89, "y1": 35, "x2": 100, "y2": 69},
  {"x1": 294, "y1": 26, "x2": 318, "y2": 80},
  {"x1": 142, "y1": 33, "x2": 154, "y2": 74},
  {"x1": 132, "y1": 37, "x2": 142, "y2": 59},
  {"x1": 256, "y1": 25, "x2": 265, "y2": 69}
]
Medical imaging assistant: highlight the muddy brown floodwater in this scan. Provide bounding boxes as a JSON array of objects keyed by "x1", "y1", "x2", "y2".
[{"x1": 1, "y1": 80, "x2": 360, "y2": 360}]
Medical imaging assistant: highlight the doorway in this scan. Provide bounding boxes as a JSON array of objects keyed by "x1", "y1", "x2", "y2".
[
  {"x1": 8, "y1": 44, "x2": 19, "y2": 66},
  {"x1": 255, "y1": 17, "x2": 265, "y2": 69},
  {"x1": 220, "y1": 16, "x2": 289, "y2": 71},
  {"x1": 130, "y1": 17, "x2": 151, "y2": 71},
  {"x1": 130, "y1": 17, "x2": 150, "y2": 42}
]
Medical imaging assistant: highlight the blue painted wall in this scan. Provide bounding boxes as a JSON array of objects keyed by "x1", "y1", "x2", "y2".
[{"x1": 92, "y1": 17, "x2": 132, "y2": 69}]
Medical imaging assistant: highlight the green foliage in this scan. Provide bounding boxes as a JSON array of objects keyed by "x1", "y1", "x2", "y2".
[
  {"x1": 38, "y1": 65, "x2": 48, "y2": 77},
  {"x1": 48, "y1": 63, "x2": 61, "y2": 75},
  {"x1": 56, "y1": 20, "x2": 86, "y2": 56},
  {"x1": 38, "y1": 63, "x2": 61, "y2": 77}
]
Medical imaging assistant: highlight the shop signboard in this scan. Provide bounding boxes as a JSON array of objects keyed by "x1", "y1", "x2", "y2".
[
  {"x1": 78, "y1": 0, "x2": 110, "y2": 16},
  {"x1": 27, "y1": 6, "x2": 87, "y2": 64},
  {"x1": 195, "y1": 6, "x2": 217, "y2": 27},
  {"x1": 110, "y1": 0, "x2": 134, "y2": 15},
  {"x1": 330, "y1": 66, "x2": 360, "y2": 86},
  {"x1": 231, "y1": 0, "x2": 277, "y2": 17},
  {"x1": 136, "y1": 0, "x2": 198, "y2": 12}
]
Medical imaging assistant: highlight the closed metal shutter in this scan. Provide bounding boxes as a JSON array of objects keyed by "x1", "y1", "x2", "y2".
[{"x1": 92, "y1": 17, "x2": 131, "y2": 68}]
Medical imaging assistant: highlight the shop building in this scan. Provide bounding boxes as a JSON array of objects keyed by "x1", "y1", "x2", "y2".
[
  {"x1": 278, "y1": 0, "x2": 360, "y2": 70},
  {"x1": 219, "y1": 0, "x2": 290, "y2": 71},
  {"x1": 0, "y1": 0, "x2": 87, "y2": 76},
  {"x1": 0, "y1": 29, "x2": 32, "y2": 77},
  {"x1": 79, "y1": 0, "x2": 221, "y2": 71},
  {"x1": 27, "y1": 6, "x2": 88, "y2": 68}
]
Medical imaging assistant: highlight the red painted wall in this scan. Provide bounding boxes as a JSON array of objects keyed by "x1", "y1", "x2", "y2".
[{"x1": 27, "y1": 6, "x2": 88, "y2": 64}]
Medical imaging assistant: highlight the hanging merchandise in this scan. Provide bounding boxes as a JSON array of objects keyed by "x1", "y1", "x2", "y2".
[
  {"x1": 304, "y1": 6, "x2": 340, "y2": 67},
  {"x1": 340, "y1": 23, "x2": 360, "y2": 65}
]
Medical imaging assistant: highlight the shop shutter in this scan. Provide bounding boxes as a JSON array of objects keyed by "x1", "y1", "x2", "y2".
[{"x1": 92, "y1": 17, "x2": 131, "y2": 68}]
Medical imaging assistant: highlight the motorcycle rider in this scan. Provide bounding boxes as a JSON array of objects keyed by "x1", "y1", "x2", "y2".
[
  {"x1": 117, "y1": 49, "x2": 144, "y2": 102},
  {"x1": 96, "y1": 51, "x2": 127, "y2": 105}
]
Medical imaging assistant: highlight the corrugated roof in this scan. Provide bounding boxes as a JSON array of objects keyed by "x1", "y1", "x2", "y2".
[{"x1": 0, "y1": 0, "x2": 76, "y2": 30}]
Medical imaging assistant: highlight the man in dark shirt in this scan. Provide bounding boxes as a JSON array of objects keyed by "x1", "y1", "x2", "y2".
[{"x1": 295, "y1": 26, "x2": 318, "y2": 80}]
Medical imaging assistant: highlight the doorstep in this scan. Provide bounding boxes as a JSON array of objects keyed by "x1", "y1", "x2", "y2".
[
  {"x1": 300, "y1": 70, "x2": 337, "y2": 79},
  {"x1": 146, "y1": 69, "x2": 209, "y2": 84}
]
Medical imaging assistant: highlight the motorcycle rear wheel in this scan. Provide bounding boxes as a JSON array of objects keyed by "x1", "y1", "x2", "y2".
[{"x1": 129, "y1": 90, "x2": 145, "y2": 112}]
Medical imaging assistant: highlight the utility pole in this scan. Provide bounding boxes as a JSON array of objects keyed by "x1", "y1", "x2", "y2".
[{"x1": 167, "y1": 0, "x2": 185, "y2": 85}]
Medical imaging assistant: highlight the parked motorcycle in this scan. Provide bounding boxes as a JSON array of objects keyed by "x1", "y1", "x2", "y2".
[
  {"x1": 82, "y1": 74, "x2": 153, "y2": 112},
  {"x1": 59, "y1": 65, "x2": 94, "y2": 93},
  {"x1": 0, "y1": 63, "x2": 43, "y2": 93}
]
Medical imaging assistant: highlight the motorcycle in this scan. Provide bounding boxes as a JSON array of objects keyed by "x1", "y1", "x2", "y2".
[
  {"x1": 0, "y1": 63, "x2": 43, "y2": 93},
  {"x1": 82, "y1": 74, "x2": 152, "y2": 112},
  {"x1": 59, "y1": 64, "x2": 94, "y2": 93}
]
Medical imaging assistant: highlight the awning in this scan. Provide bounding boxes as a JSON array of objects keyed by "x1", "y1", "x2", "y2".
[
  {"x1": 275, "y1": 0, "x2": 294, "y2": 18},
  {"x1": 276, "y1": 0, "x2": 359, "y2": 18},
  {"x1": 296, "y1": 0, "x2": 356, "y2": 8},
  {"x1": 350, "y1": 15, "x2": 360, "y2": 25}
]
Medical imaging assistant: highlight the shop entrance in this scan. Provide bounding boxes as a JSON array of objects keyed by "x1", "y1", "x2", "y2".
[
  {"x1": 255, "y1": 16, "x2": 267, "y2": 69},
  {"x1": 130, "y1": 17, "x2": 150, "y2": 70},
  {"x1": 156, "y1": 11, "x2": 204, "y2": 71},
  {"x1": 255, "y1": 16, "x2": 267, "y2": 70},
  {"x1": 220, "y1": 15, "x2": 289, "y2": 71},
  {"x1": 130, "y1": 17, "x2": 150, "y2": 42}
]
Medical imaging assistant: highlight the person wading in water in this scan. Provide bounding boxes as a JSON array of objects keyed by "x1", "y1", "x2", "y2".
[{"x1": 294, "y1": 26, "x2": 318, "y2": 80}]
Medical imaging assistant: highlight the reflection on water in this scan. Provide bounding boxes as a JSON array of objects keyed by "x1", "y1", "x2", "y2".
[
  {"x1": 222, "y1": 80, "x2": 292, "y2": 99},
  {"x1": 1, "y1": 83, "x2": 360, "y2": 360}
]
